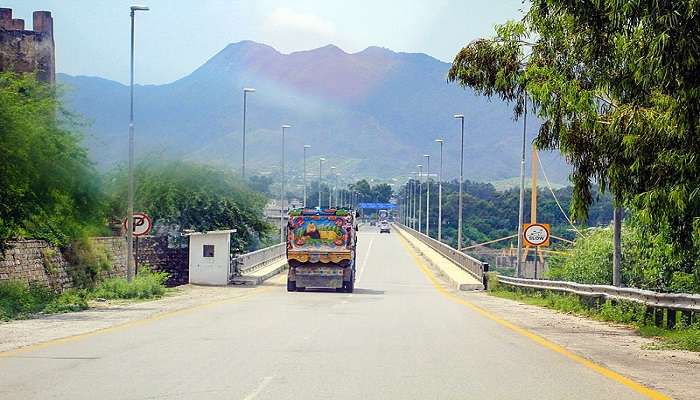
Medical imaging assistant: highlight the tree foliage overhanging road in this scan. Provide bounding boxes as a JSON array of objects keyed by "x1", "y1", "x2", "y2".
[
  {"x1": 447, "y1": 0, "x2": 700, "y2": 285},
  {"x1": 0, "y1": 72, "x2": 105, "y2": 246},
  {"x1": 0, "y1": 73, "x2": 272, "y2": 252}
]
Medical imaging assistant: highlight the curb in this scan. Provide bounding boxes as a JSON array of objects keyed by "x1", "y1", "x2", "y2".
[
  {"x1": 396, "y1": 227, "x2": 483, "y2": 291},
  {"x1": 231, "y1": 262, "x2": 288, "y2": 286}
]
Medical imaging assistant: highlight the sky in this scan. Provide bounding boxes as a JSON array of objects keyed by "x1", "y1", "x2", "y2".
[{"x1": 4, "y1": 0, "x2": 525, "y2": 85}]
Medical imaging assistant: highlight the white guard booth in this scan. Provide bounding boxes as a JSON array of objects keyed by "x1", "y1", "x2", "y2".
[{"x1": 187, "y1": 229, "x2": 236, "y2": 285}]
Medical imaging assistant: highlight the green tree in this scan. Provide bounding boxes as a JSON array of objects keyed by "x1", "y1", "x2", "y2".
[
  {"x1": 0, "y1": 72, "x2": 104, "y2": 245},
  {"x1": 372, "y1": 183, "x2": 393, "y2": 203},
  {"x1": 447, "y1": 1, "x2": 700, "y2": 283},
  {"x1": 105, "y1": 160, "x2": 271, "y2": 252}
]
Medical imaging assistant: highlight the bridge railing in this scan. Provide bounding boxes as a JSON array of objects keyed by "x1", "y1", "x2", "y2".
[
  {"x1": 230, "y1": 243, "x2": 286, "y2": 277},
  {"x1": 396, "y1": 223, "x2": 488, "y2": 285}
]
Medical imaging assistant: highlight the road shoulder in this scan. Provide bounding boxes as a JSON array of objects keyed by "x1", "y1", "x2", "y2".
[
  {"x1": 459, "y1": 291, "x2": 700, "y2": 400},
  {"x1": 0, "y1": 276, "x2": 285, "y2": 354}
]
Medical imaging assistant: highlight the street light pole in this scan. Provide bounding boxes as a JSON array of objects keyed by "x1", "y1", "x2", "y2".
[
  {"x1": 417, "y1": 164, "x2": 423, "y2": 233},
  {"x1": 280, "y1": 125, "x2": 291, "y2": 242},
  {"x1": 127, "y1": 5, "x2": 149, "y2": 283},
  {"x1": 303, "y1": 145, "x2": 311, "y2": 207},
  {"x1": 412, "y1": 171, "x2": 418, "y2": 229},
  {"x1": 334, "y1": 172, "x2": 339, "y2": 208},
  {"x1": 319, "y1": 158, "x2": 325, "y2": 208},
  {"x1": 241, "y1": 88, "x2": 256, "y2": 179},
  {"x1": 454, "y1": 114, "x2": 465, "y2": 250},
  {"x1": 330, "y1": 166, "x2": 336, "y2": 207},
  {"x1": 435, "y1": 139, "x2": 444, "y2": 242},
  {"x1": 424, "y1": 154, "x2": 431, "y2": 236}
]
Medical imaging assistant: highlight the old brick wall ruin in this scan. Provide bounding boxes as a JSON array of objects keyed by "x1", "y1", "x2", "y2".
[{"x1": 0, "y1": 8, "x2": 55, "y2": 83}]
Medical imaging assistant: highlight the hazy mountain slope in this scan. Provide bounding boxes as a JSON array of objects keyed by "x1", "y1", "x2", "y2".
[{"x1": 58, "y1": 41, "x2": 568, "y2": 186}]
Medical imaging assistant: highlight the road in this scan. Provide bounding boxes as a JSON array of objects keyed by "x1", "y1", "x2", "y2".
[{"x1": 0, "y1": 228, "x2": 661, "y2": 399}]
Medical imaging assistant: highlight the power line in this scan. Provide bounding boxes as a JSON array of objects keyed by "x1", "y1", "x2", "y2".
[{"x1": 536, "y1": 153, "x2": 583, "y2": 236}]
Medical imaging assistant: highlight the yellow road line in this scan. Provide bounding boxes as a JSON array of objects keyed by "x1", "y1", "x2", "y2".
[
  {"x1": 396, "y1": 233, "x2": 670, "y2": 400},
  {"x1": 0, "y1": 285, "x2": 274, "y2": 359}
]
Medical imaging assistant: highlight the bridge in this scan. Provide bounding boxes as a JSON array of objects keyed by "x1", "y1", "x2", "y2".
[{"x1": 2, "y1": 223, "x2": 692, "y2": 400}]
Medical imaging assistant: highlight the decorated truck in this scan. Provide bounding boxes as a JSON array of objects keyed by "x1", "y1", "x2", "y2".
[{"x1": 286, "y1": 208, "x2": 357, "y2": 293}]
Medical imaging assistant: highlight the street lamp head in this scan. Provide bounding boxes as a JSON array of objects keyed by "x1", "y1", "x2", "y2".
[
  {"x1": 417, "y1": 164, "x2": 423, "y2": 168},
  {"x1": 424, "y1": 154, "x2": 430, "y2": 158},
  {"x1": 304, "y1": 144, "x2": 311, "y2": 148},
  {"x1": 282, "y1": 124, "x2": 291, "y2": 129},
  {"x1": 435, "y1": 139, "x2": 443, "y2": 144},
  {"x1": 130, "y1": 5, "x2": 150, "y2": 11},
  {"x1": 454, "y1": 114, "x2": 464, "y2": 119},
  {"x1": 331, "y1": 166, "x2": 336, "y2": 170},
  {"x1": 243, "y1": 87, "x2": 256, "y2": 93},
  {"x1": 320, "y1": 157, "x2": 326, "y2": 162}
]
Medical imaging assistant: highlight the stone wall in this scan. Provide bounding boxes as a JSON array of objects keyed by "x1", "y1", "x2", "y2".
[
  {"x1": 1, "y1": 235, "x2": 191, "y2": 290},
  {"x1": 0, "y1": 240, "x2": 71, "y2": 291},
  {"x1": 135, "y1": 236, "x2": 189, "y2": 287},
  {"x1": 92, "y1": 237, "x2": 128, "y2": 280},
  {"x1": 0, "y1": 238, "x2": 128, "y2": 292},
  {"x1": 0, "y1": 8, "x2": 55, "y2": 83}
]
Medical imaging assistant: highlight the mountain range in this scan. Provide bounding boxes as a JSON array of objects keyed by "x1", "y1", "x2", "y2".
[{"x1": 58, "y1": 40, "x2": 569, "y2": 188}]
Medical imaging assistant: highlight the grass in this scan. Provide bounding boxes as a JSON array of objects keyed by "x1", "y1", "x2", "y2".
[
  {"x1": 0, "y1": 268, "x2": 169, "y2": 321},
  {"x1": 487, "y1": 273, "x2": 700, "y2": 352},
  {"x1": 93, "y1": 268, "x2": 169, "y2": 300},
  {"x1": 0, "y1": 281, "x2": 89, "y2": 320}
]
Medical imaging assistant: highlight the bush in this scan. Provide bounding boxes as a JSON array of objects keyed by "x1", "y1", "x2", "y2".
[
  {"x1": 64, "y1": 237, "x2": 112, "y2": 289},
  {"x1": 93, "y1": 267, "x2": 169, "y2": 300},
  {"x1": 546, "y1": 228, "x2": 614, "y2": 284},
  {"x1": 0, "y1": 280, "x2": 87, "y2": 320},
  {"x1": 43, "y1": 290, "x2": 89, "y2": 314}
]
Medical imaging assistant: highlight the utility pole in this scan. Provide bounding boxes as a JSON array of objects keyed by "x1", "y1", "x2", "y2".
[
  {"x1": 531, "y1": 144, "x2": 539, "y2": 278},
  {"x1": 613, "y1": 206, "x2": 622, "y2": 287},
  {"x1": 241, "y1": 88, "x2": 256, "y2": 179},
  {"x1": 516, "y1": 97, "x2": 528, "y2": 278},
  {"x1": 127, "y1": 5, "x2": 149, "y2": 282},
  {"x1": 454, "y1": 114, "x2": 465, "y2": 250},
  {"x1": 435, "y1": 139, "x2": 444, "y2": 241}
]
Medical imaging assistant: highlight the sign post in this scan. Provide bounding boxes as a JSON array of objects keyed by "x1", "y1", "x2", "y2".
[
  {"x1": 522, "y1": 223, "x2": 550, "y2": 278},
  {"x1": 123, "y1": 212, "x2": 153, "y2": 275}
]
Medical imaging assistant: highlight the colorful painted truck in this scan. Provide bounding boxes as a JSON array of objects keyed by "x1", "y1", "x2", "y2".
[{"x1": 286, "y1": 208, "x2": 357, "y2": 293}]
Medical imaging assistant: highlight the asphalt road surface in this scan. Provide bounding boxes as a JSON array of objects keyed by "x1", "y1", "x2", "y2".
[{"x1": 0, "y1": 228, "x2": 660, "y2": 400}]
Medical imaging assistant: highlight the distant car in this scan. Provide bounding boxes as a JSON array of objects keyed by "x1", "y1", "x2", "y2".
[
  {"x1": 370, "y1": 221, "x2": 376, "y2": 226},
  {"x1": 379, "y1": 221, "x2": 390, "y2": 234}
]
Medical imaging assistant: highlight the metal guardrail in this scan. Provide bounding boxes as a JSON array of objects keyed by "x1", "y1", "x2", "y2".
[
  {"x1": 396, "y1": 223, "x2": 488, "y2": 284},
  {"x1": 230, "y1": 243, "x2": 286, "y2": 276},
  {"x1": 496, "y1": 275, "x2": 700, "y2": 312}
]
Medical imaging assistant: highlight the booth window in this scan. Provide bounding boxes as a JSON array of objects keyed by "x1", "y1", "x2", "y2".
[{"x1": 203, "y1": 244, "x2": 215, "y2": 257}]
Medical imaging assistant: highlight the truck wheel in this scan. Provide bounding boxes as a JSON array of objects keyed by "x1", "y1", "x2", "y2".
[
  {"x1": 344, "y1": 279, "x2": 354, "y2": 293},
  {"x1": 287, "y1": 278, "x2": 296, "y2": 292},
  {"x1": 344, "y1": 271, "x2": 355, "y2": 293}
]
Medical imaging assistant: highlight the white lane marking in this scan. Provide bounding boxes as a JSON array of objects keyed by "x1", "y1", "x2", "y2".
[
  {"x1": 242, "y1": 376, "x2": 273, "y2": 400},
  {"x1": 355, "y1": 237, "x2": 374, "y2": 286}
]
